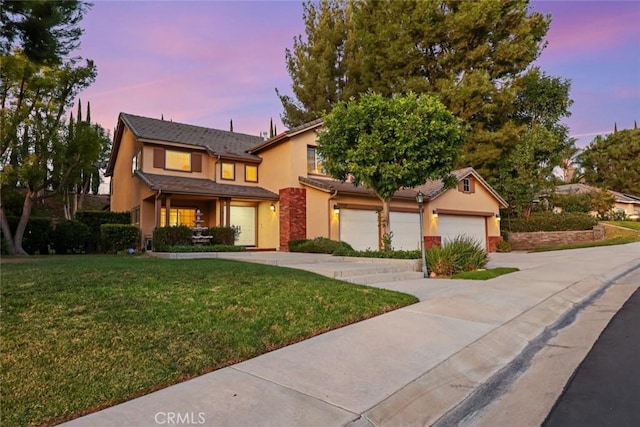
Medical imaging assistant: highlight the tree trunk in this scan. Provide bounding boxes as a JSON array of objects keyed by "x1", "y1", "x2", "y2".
[
  {"x1": 377, "y1": 195, "x2": 392, "y2": 250},
  {"x1": 0, "y1": 198, "x2": 16, "y2": 255},
  {"x1": 12, "y1": 190, "x2": 33, "y2": 255}
]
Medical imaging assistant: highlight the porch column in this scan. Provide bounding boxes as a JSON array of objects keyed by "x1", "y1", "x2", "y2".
[
  {"x1": 165, "y1": 195, "x2": 171, "y2": 227},
  {"x1": 225, "y1": 198, "x2": 231, "y2": 227}
]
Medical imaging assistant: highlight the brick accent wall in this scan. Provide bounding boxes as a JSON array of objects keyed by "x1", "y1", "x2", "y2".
[
  {"x1": 279, "y1": 187, "x2": 307, "y2": 251},
  {"x1": 424, "y1": 236, "x2": 442, "y2": 249},
  {"x1": 488, "y1": 236, "x2": 503, "y2": 252},
  {"x1": 509, "y1": 226, "x2": 605, "y2": 251}
]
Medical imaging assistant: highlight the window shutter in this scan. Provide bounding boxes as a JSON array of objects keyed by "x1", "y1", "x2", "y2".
[
  {"x1": 458, "y1": 181, "x2": 464, "y2": 192},
  {"x1": 191, "y1": 153, "x2": 202, "y2": 172},
  {"x1": 470, "y1": 178, "x2": 476, "y2": 193},
  {"x1": 153, "y1": 148, "x2": 165, "y2": 169}
]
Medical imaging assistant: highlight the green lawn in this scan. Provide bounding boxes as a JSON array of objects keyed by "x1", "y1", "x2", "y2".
[
  {"x1": 1, "y1": 255, "x2": 417, "y2": 427},
  {"x1": 604, "y1": 221, "x2": 640, "y2": 231},
  {"x1": 451, "y1": 267, "x2": 519, "y2": 280}
]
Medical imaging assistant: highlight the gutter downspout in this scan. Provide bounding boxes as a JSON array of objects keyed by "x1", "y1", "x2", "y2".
[
  {"x1": 328, "y1": 189, "x2": 338, "y2": 240},
  {"x1": 155, "y1": 189, "x2": 162, "y2": 229}
]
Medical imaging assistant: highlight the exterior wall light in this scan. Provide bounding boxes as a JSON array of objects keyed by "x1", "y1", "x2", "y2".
[
  {"x1": 496, "y1": 212, "x2": 501, "y2": 221},
  {"x1": 333, "y1": 204, "x2": 340, "y2": 215},
  {"x1": 270, "y1": 203, "x2": 276, "y2": 212},
  {"x1": 432, "y1": 209, "x2": 438, "y2": 218}
]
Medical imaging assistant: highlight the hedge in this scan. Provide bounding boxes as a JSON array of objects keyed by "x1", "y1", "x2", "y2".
[
  {"x1": 100, "y1": 224, "x2": 140, "y2": 253},
  {"x1": 288, "y1": 237, "x2": 353, "y2": 254},
  {"x1": 502, "y1": 212, "x2": 598, "y2": 232},
  {"x1": 51, "y1": 220, "x2": 91, "y2": 254},
  {"x1": 332, "y1": 246, "x2": 421, "y2": 259},
  {"x1": 153, "y1": 226, "x2": 193, "y2": 251},
  {"x1": 207, "y1": 227, "x2": 237, "y2": 245},
  {"x1": 3, "y1": 217, "x2": 53, "y2": 255},
  {"x1": 76, "y1": 210, "x2": 130, "y2": 252}
]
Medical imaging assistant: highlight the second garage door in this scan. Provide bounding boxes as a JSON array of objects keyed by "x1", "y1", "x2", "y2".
[
  {"x1": 339, "y1": 209, "x2": 379, "y2": 251},
  {"x1": 389, "y1": 212, "x2": 421, "y2": 250},
  {"x1": 438, "y1": 215, "x2": 487, "y2": 249}
]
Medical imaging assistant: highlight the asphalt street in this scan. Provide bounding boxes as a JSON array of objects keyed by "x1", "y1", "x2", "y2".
[{"x1": 544, "y1": 270, "x2": 640, "y2": 427}]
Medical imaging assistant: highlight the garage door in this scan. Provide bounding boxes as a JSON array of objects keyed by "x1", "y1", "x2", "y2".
[
  {"x1": 340, "y1": 209, "x2": 378, "y2": 250},
  {"x1": 438, "y1": 215, "x2": 487, "y2": 249},
  {"x1": 389, "y1": 212, "x2": 421, "y2": 250}
]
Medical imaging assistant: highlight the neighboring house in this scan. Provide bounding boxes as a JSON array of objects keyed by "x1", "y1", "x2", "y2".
[
  {"x1": 554, "y1": 183, "x2": 640, "y2": 219},
  {"x1": 106, "y1": 114, "x2": 508, "y2": 251}
]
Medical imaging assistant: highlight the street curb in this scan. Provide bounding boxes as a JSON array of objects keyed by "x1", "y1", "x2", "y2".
[{"x1": 359, "y1": 259, "x2": 640, "y2": 427}]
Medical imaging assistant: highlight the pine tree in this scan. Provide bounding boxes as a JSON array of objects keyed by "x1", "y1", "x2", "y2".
[
  {"x1": 614, "y1": 122, "x2": 618, "y2": 133},
  {"x1": 230, "y1": 119, "x2": 233, "y2": 132},
  {"x1": 86, "y1": 101, "x2": 91, "y2": 123}
]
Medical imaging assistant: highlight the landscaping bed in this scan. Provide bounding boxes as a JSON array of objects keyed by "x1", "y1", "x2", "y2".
[{"x1": 0, "y1": 255, "x2": 416, "y2": 427}]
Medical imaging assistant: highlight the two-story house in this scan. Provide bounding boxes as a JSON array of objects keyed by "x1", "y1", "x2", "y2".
[{"x1": 106, "y1": 113, "x2": 508, "y2": 251}]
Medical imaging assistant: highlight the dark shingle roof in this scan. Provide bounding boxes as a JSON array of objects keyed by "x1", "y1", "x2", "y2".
[
  {"x1": 135, "y1": 171, "x2": 279, "y2": 200},
  {"x1": 121, "y1": 113, "x2": 263, "y2": 161},
  {"x1": 555, "y1": 183, "x2": 640, "y2": 204},
  {"x1": 299, "y1": 167, "x2": 508, "y2": 207}
]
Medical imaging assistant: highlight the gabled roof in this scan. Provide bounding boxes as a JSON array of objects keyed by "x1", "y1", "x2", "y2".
[
  {"x1": 299, "y1": 167, "x2": 508, "y2": 207},
  {"x1": 555, "y1": 183, "x2": 640, "y2": 205},
  {"x1": 106, "y1": 113, "x2": 263, "y2": 175},
  {"x1": 135, "y1": 171, "x2": 279, "y2": 200},
  {"x1": 249, "y1": 118, "x2": 323, "y2": 154}
]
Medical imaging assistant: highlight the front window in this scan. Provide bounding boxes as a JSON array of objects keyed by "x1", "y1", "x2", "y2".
[
  {"x1": 132, "y1": 150, "x2": 141, "y2": 174},
  {"x1": 463, "y1": 178, "x2": 470, "y2": 193},
  {"x1": 307, "y1": 146, "x2": 324, "y2": 174},
  {"x1": 165, "y1": 150, "x2": 191, "y2": 171},
  {"x1": 160, "y1": 208, "x2": 196, "y2": 227}
]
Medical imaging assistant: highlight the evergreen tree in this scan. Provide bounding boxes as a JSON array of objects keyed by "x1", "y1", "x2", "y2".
[
  {"x1": 230, "y1": 119, "x2": 233, "y2": 132},
  {"x1": 269, "y1": 118, "x2": 274, "y2": 138}
]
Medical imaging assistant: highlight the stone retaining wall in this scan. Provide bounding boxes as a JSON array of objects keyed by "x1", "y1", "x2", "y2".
[{"x1": 509, "y1": 225, "x2": 605, "y2": 251}]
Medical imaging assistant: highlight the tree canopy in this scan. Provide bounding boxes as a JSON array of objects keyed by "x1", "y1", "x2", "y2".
[
  {"x1": 580, "y1": 128, "x2": 640, "y2": 196},
  {"x1": 317, "y1": 92, "x2": 465, "y2": 245},
  {"x1": 279, "y1": 0, "x2": 577, "y2": 216}
]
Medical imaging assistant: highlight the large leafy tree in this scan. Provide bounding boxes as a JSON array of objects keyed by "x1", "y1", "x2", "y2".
[
  {"x1": 317, "y1": 92, "x2": 465, "y2": 245},
  {"x1": 277, "y1": 0, "x2": 354, "y2": 127},
  {"x1": 580, "y1": 128, "x2": 640, "y2": 196},
  {"x1": 0, "y1": 0, "x2": 89, "y2": 64},
  {"x1": 278, "y1": 0, "x2": 553, "y2": 178},
  {"x1": 0, "y1": 1, "x2": 97, "y2": 255}
]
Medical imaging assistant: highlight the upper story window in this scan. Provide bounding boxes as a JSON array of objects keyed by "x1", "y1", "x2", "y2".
[
  {"x1": 221, "y1": 162, "x2": 235, "y2": 180},
  {"x1": 166, "y1": 150, "x2": 191, "y2": 171},
  {"x1": 132, "y1": 150, "x2": 141, "y2": 174},
  {"x1": 307, "y1": 146, "x2": 324, "y2": 174},
  {"x1": 245, "y1": 165, "x2": 258, "y2": 182},
  {"x1": 153, "y1": 148, "x2": 202, "y2": 173},
  {"x1": 463, "y1": 178, "x2": 470, "y2": 193}
]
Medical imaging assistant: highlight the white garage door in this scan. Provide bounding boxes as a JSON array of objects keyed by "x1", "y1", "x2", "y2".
[
  {"x1": 389, "y1": 212, "x2": 421, "y2": 250},
  {"x1": 438, "y1": 215, "x2": 487, "y2": 249},
  {"x1": 230, "y1": 206, "x2": 256, "y2": 246},
  {"x1": 340, "y1": 209, "x2": 379, "y2": 250}
]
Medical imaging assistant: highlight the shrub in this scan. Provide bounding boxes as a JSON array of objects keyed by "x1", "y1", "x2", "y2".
[
  {"x1": 167, "y1": 245, "x2": 246, "y2": 253},
  {"x1": 100, "y1": 224, "x2": 140, "y2": 253},
  {"x1": 288, "y1": 239, "x2": 309, "y2": 252},
  {"x1": 76, "y1": 210, "x2": 130, "y2": 252},
  {"x1": 5, "y1": 217, "x2": 53, "y2": 255},
  {"x1": 51, "y1": 220, "x2": 91, "y2": 254},
  {"x1": 153, "y1": 226, "x2": 193, "y2": 251},
  {"x1": 426, "y1": 235, "x2": 489, "y2": 276},
  {"x1": 496, "y1": 240, "x2": 512, "y2": 253},
  {"x1": 289, "y1": 237, "x2": 354, "y2": 254},
  {"x1": 206, "y1": 227, "x2": 238, "y2": 245},
  {"x1": 503, "y1": 212, "x2": 597, "y2": 232}
]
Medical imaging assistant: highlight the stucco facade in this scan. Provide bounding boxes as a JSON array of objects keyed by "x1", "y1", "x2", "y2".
[{"x1": 107, "y1": 114, "x2": 507, "y2": 251}]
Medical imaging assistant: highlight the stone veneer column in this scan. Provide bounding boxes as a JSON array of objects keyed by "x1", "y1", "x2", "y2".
[{"x1": 279, "y1": 188, "x2": 307, "y2": 251}]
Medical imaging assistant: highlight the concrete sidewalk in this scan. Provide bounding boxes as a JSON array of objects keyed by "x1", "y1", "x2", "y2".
[{"x1": 63, "y1": 244, "x2": 640, "y2": 427}]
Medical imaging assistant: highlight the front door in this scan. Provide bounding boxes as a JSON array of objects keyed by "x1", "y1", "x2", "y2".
[{"x1": 230, "y1": 206, "x2": 256, "y2": 246}]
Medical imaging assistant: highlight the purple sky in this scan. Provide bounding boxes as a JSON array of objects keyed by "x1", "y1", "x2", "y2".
[{"x1": 76, "y1": 0, "x2": 639, "y2": 148}]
